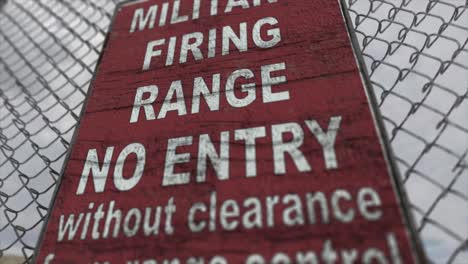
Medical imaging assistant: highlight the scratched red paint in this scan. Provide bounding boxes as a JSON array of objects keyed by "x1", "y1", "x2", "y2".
[{"x1": 36, "y1": 0, "x2": 423, "y2": 263}]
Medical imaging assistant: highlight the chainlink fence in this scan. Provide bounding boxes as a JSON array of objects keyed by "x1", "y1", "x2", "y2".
[{"x1": 0, "y1": 0, "x2": 467, "y2": 263}]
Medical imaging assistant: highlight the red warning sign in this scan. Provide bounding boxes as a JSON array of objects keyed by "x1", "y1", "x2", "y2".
[{"x1": 36, "y1": 0, "x2": 424, "y2": 263}]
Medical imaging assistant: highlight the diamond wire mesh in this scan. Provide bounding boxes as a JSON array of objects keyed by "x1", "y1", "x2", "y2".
[{"x1": 0, "y1": 0, "x2": 467, "y2": 263}]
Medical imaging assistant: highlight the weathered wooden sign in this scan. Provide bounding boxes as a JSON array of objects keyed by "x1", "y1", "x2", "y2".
[{"x1": 35, "y1": 0, "x2": 424, "y2": 263}]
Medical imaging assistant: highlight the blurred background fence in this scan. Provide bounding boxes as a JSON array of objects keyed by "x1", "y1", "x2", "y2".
[{"x1": 0, "y1": 0, "x2": 467, "y2": 263}]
